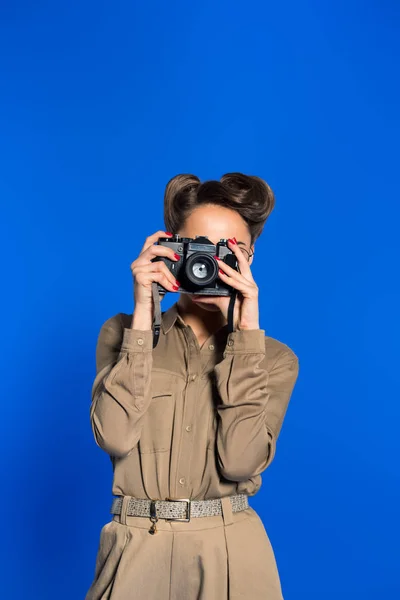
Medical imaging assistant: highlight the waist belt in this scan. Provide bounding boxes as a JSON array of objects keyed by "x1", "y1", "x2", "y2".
[{"x1": 110, "y1": 493, "x2": 249, "y2": 534}]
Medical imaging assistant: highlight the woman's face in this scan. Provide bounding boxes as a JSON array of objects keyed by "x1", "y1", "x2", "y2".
[{"x1": 177, "y1": 204, "x2": 254, "y2": 312}]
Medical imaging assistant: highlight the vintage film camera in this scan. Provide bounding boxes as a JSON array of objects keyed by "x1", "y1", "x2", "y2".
[{"x1": 152, "y1": 234, "x2": 239, "y2": 296}]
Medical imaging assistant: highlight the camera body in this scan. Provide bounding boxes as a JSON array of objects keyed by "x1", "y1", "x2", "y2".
[{"x1": 152, "y1": 234, "x2": 239, "y2": 296}]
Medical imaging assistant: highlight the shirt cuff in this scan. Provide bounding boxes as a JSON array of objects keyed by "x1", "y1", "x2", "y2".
[
  {"x1": 120, "y1": 328, "x2": 154, "y2": 352},
  {"x1": 223, "y1": 328, "x2": 266, "y2": 355}
]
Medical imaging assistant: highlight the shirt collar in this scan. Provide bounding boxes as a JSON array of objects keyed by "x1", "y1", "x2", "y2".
[
  {"x1": 161, "y1": 301, "x2": 230, "y2": 340},
  {"x1": 161, "y1": 301, "x2": 186, "y2": 334}
]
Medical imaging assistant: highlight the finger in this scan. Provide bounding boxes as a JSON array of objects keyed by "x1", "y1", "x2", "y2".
[
  {"x1": 217, "y1": 268, "x2": 258, "y2": 296},
  {"x1": 133, "y1": 262, "x2": 179, "y2": 288},
  {"x1": 136, "y1": 269, "x2": 179, "y2": 292},
  {"x1": 139, "y1": 230, "x2": 173, "y2": 254},
  {"x1": 134, "y1": 243, "x2": 179, "y2": 267},
  {"x1": 215, "y1": 255, "x2": 253, "y2": 285},
  {"x1": 226, "y1": 238, "x2": 254, "y2": 279}
]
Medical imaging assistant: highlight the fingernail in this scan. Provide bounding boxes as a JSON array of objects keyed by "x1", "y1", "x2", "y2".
[
  {"x1": 228, "y1": 237, "x2": 237, "y2": 244},
  {"x1": 219, "y1": 268, "x2": 224, "y2": 274},
  {"x1": 175, "y1": 280, "x2": 180, "y2": 286},
  {"x1": 174, "y1": 253, "x2": 180, "y2": 260},
  {"x1": 172, "y1": 285, "x2": 179, "y2": 290},
  {"x1": 165, "y1": 232, "x2": 173, "y2": 236},
  {"x1": 213, "y1": 255, "x2": 221, "y2": 260}
]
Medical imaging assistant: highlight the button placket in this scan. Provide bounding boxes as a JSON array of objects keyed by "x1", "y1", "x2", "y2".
[
  {"x1": 199, "y1": 335, "x2": 219, "y2": 379},
  {"x1": 175, "y1": 327, "x2": 199, "y2": 496}
]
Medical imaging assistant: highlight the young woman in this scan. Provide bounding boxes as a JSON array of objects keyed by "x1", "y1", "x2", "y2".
[{"x1": 85, "y1": 172, "x2": 299, "y2": 600}]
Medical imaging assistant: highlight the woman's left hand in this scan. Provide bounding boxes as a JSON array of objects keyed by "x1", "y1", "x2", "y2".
[{"x1": 191, "y1": 237, "x2": 260, "y2": 330}]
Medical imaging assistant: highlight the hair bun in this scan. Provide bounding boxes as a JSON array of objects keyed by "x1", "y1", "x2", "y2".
[
  {"x1": 220, "y1": 172, "x2": 275, "y2": 218},
  {"x1": 164, "y1": 172, "x2": 275, "y2": 243}
]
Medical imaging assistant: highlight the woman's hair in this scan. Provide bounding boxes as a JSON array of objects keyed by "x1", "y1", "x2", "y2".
[{"x1": 163, "y1": 172, "x2": 275, "y2": 245}]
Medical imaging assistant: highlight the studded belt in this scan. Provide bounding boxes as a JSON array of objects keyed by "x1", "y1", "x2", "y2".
[{"x1": 110, "y1": 494, "x2": 249, "y2": 534}]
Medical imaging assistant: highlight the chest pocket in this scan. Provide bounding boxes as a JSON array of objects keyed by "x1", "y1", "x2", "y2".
[{"x1": 138, "y1": 369, "x2": 176, "y2": 454}]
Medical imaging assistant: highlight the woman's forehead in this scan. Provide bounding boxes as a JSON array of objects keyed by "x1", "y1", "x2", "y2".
[{"x1": 180, "y1": 204, "x2": 251, "y2": 244}]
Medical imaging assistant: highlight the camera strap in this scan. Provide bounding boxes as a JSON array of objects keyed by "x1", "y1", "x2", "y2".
[
  {"x1": 151, "y1": 282, "x2": 162, "y2": 348},
  {"x1": 227, "y1": 289, "x2": 238, "y2": 334},
  {"x1": 151, "y1": 282, "x2": 238, "y2": 349}
]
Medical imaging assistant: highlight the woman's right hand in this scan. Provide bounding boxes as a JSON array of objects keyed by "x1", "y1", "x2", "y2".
[{"x1": 130, "y1": 231, "x2": 181, "y2": 327}]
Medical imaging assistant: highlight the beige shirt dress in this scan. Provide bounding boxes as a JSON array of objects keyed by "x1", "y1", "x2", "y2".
[{"x1": 85, "y1": 301, "x2": 299, "y2": 600}]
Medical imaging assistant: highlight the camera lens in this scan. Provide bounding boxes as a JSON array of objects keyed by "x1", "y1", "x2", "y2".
[
  {"x1": 192, "y1": 261, "x2": 209, "y2": 279},
  {"x1": 185, "y1": 253, "x2": 218, "y2": 287}
]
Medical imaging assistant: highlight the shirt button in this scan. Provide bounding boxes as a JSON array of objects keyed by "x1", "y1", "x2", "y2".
[
  {"x1": 191, "y1": 374, "x2": 197, "y2": 381},
  {"x1": 179, "y1": 477, "x2": 185, "y2": 485},
  {"x1": 227, "y1": 339, "x2": 234, "y2": 346},
  {"x1": 137, "y1": 338, "x2": 144, "y2": 345},
  {"x1": 185, "y1": 425, "x2": 192, "y2": 432},
  {"x1": 208, "y1": 344, "x2": 214, "y2": 350}
]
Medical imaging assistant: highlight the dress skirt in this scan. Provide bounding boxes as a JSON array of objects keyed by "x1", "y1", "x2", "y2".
[{"x1": 84, "y1": 495, "x2": 284, "y2": 600}]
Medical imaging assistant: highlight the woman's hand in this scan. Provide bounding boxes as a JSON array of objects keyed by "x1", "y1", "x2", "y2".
[
  {"x1": 130, "y1": 230, "x2": 181, "y2": 328},
  {"x1": 191, "y1": 237, "x2": 260, "y2": 330}
]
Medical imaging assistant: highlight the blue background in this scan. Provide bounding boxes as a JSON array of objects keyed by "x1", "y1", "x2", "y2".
[{"x1": 1, "y1": 1, "x2": 399, "y2": 598}]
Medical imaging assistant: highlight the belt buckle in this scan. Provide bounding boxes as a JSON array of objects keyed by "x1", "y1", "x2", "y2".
[{"x1": 164, "y1": 497, "x2": 191, "y2": 522}]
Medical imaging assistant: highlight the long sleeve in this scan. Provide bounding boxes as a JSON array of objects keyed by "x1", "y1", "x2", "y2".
[
  {"x1": 212, "y1": 329, "x2": 299, "y2": 482},
  {"x1": 89, "y1": 315, "x2": 154, "y2": 458}
]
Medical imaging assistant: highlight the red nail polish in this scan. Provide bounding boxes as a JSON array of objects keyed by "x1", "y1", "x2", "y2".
[
  {"x1": 165, "y1": 232, "x2": 173, "y2": 236},
  {"x1": 172, "y1": 285, "x2": 179, "y2": 290},
  {"x1": 175, "y1": 280, "x2": 180, "y2": 286},
  {"x1": 228, "y1": 237, "x2": 237, "y2": 244},
  {"x1": 214, "y1": 255, "x2": 221, "y2": 260},
  {"x1": 219, "y1": 268, "x2": 224, "y2": 274},
  {"x1": 174, "y1": 253, "x2": 180, "y2": 260}
]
